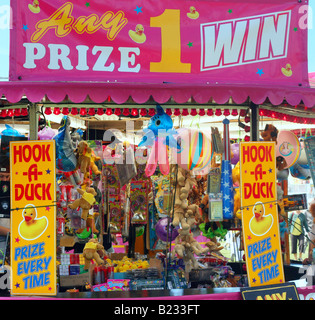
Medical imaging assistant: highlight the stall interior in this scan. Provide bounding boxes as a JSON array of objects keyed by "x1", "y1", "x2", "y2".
[{"x1": 1, "y1": 97, "x2": 315, "y2": 294}]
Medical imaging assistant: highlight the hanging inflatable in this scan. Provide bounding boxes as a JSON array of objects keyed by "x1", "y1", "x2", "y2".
[
  {"x1": 38, "y1": 126, "x2": 57, "y2": 140},
  {"x1": 276, "y1": 130, "x2": 301, "y2": 169},
  {"x1": 0, "y1": 124, "x2": 24, "y2": 137},
  {"x1": 171, "y1": 128, "x2": 212, "y2": 174},
  {"x1": 138, "y1": 104, "x2": 180, "y2": 177},
  {"x1": 289, "y1": 163, "x2": 311, "y2": 180},
  {"x1": 231, "y1": 143, "x2": 240, "y2": 165},
  {"x1": 155, "y1": 217, "x2": 178, "y2": 242},
  {"x1": 54, "y1": 116, "x2": 77, "y2": 172}
]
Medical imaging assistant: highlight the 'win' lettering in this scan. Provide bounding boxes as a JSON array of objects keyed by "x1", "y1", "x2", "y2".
[{"x1": 200, "y1": 11, "x2": 291, "y2": 71}]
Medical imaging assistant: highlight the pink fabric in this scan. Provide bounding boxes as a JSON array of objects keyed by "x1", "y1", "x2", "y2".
[
  {"x1": 0, "y1": 286, "x2": 314, "y2": 300},
  {"x1": 1, "y1": 81, "x2": 315, "y2": 107}
]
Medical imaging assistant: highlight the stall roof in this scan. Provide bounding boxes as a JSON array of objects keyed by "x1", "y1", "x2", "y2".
[{"x1": 1, "y1": 79, "x2": 315, "y2": 107}]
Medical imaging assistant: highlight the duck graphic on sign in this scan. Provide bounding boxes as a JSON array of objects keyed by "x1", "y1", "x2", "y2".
[
  {"x1": 249, "y1": 202, "x2": 274, "y2": 237},
  {"x1": 18, "y1": 204, "x2": 48, "y2": 240}
]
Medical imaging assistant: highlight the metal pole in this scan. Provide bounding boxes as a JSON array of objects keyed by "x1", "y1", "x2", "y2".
[
  {"x1": 250, "y1": 102, "x2": 259, "y2": 141},
  {"x1": 29, "y1": 103, "x2": 39, "y2": 140}
]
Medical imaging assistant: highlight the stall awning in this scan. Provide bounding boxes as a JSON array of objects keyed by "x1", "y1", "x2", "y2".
[
  {"x1": 4, "y1": 0, "x2": 314, "y2": 107},
  {"x1": 1, "y1": 80, "x2": 315, "y2": 107}
]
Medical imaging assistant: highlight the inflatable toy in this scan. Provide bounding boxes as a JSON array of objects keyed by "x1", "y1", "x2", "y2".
[
  {"x1": 38, "y1": 126, "x2": 57, "y2": 140},
  {"x1": 231, "y1": 143, "x2": 239, "y2": 165},
  {"x1": 155, "y1": 218, "x2": 178, "y2": 242},
  {"x1": 172, "y1": 128, "x2": 212, "y2": 174},
  {"x1": 276, "y1": 130, "x2": 300, "y2": 169},
  {"x1": 138, "y1": 104, "x2": 180, "y2": 176},
  {"x1": 54, "y1": 116, "x2": 77, "y2": 172}
]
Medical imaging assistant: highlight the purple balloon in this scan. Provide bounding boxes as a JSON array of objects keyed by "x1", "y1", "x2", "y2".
[
  {"x1": 231, "y1": 143, "x2": 240, "y2": 165},
  {"x1": 155, "y1": 218, "x2": 178, "y2": 242}
]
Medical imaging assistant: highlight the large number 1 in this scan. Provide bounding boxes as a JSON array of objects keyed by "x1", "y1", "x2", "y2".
[{"x1": 150, "y1": 9, "x2": 191, "y2": 74}]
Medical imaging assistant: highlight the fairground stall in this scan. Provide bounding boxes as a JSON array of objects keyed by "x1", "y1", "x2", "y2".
[{"x1": 0, "y1": 0, "x2": 315, "y2": 300}]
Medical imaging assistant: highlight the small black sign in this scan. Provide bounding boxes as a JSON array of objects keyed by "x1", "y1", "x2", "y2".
[{"x1": 241, "y1": 283, "x2": 300, "y2": 300}]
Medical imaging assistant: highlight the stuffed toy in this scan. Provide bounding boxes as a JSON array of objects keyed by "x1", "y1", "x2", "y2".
[
  {"x1": 261, "y1": 124, "x2": 278, "y2": 142},
  {"x1": 234, "y1": 187, "x2": 241, "y2": 219},
  {"x1": 68, "y1": 187, "x2": 97, "y2": 220},
  {"x1": 75, "y1": 141, "x2": 101, "y2": 176},
  {"x1": 199, "y1": 194, "x2": 214, "y2": 224},
  {"x1": 171, "y1": 166, "x2": 197, "y2": 230},
  {"x1": 232, "y1": 162, "x2": 240, "y2": 186},
  {"x1": 276, "y1": 156, "x2": 287, "y2": 171},
  {"x1": 204, "y1": 238, "x2": 224, "y2": 254},
  {"x1": 83, "y1": 238, "x2": 106, "y2": 270},
  {"x1": 172, "y1": 227, "x2": 207, "y2": 272}
]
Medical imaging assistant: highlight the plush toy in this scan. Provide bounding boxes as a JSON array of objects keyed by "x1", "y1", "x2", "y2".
[
  {"x1": 276, "y1": 156, "x2": 287, "y2": 171},
  {"x1": 171, "y1": 166, "x2": 197, "y2": 230},
  {"x1": 83, "y1": 238, "x2": 106, "y2": 270},
  {"x1": 204, "y1": 238, "x2": 224, "y2": 254},
  {"x1": 68, "y1": 187, "x2": 97, "y2": 220},
  {"x1": 74, "y1": 141, "x2": 101, "y2": 177},
  {"x1": 232, "y1": 162, "x2": 240, "y2": 186},
  {"x1": 261, "y1": 124, "x2": 278, "y2": 142},
  {"x1": 234, "y1": 188, "x2": 241, "y2": 218},
  {"x1": 172, "y1": 227, "x2": 207, "y2": 272},
  {"x1": 199, "y1": 194, "x2": 209, "y2": 223}
]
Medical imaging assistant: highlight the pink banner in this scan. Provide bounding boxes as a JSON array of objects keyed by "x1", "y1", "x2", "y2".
[{"x1": 10, "y1": 0, "x2": 309, "y2": 86}]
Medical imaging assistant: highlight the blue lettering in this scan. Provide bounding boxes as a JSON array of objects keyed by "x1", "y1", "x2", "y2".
[{"x1": 13, "y1": 242, "x2": 46, "y2": 262}]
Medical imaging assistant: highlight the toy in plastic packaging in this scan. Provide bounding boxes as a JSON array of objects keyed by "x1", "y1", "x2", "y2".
[{"x1": 54, "y1": 116, "x2": 77, "y2": 172}]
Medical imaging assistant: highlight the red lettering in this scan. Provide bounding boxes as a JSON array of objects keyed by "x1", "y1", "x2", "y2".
[
  {"x1": 13, "y1": 183, "x2": 52, "y2": 201},
  {"x1": 13, "y1": 144, "x2": 52, "y2": 164},
  {"x1": 244, "y1": 182, "x2": 274, "y2": 199},
  {"x1": 13, "y1": 145, "x2": 22, "y2": 165}
]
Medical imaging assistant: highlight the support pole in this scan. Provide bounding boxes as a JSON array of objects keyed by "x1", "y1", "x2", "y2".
[
  {"x1": 29, "y1": 103, "x2": 39, "y2": 140},
  {"x1": 250, "y1": 102, "x2": 259, "y2": 141}
]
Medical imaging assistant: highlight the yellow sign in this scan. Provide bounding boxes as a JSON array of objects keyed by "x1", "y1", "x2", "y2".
[
  {"x1": 10, "y1": 140, "x2": 56, "y2": 295},
  {"x1": 240, "y1": 142, "x2": 285, "y2": 287}
]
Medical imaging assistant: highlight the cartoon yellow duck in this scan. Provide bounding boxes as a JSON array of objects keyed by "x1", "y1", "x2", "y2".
[
  {"x1": 187, "y1": 6, "x2": 199, "y2": 19},
  {"x1": 129, "y1": 24, "x2": 146, "y2": 44},
  {"x1": 18, "y1": 205, "x2": 48, "y2": 240},
  {"x1": 28, "y1": 0, "x2": 41, "y2": 14},
  {"x1": 281, "y1": 63, "x2": 292, "y2": 77},
  {"x1": 249, "y1": 202, "x2": 273, "y2": 236}
]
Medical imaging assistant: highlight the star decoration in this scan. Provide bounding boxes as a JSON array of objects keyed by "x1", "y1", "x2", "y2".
[
  {"x1": 187, "y1": 42, "x2": 193, "y2": 47},
  {"x1": 293, "y1": 27, "x2": 298, "y2": 31},
  {"x1": 15, "y1": 282, "x2": 20, "y2": 288},
  {"x1": 46, "y1": 169, "x2": 51, "y2": 174},
  {"x1": 247, "y1": 235, "x2": 252, "y2": 240},
  {"x1": 46, "y1": 206, "x2": 51, "y2": 211},
  {"x1": 252, "y1": 278, "x2": 257, "y2": 283},
  {"x1": 134, "y1": 6, "x2": 143, "y2": 14},
  {"x1": 269, "y1": 168, "x2": 273, "y2": 173},
  {"x1": 269, "y1": 204, "x2": 273, "y2": 208},
  {"x1": 85, "y1": 2, "x2": 90, "y2": 7},
  {"x1": 22, "y1": 25, "x2": 29, "y2": 31},
  {"x1": 15, "y1": 237, "x2": 20, "y2": 243},
  {"x1": 256, "y1": 68, "x2": 264, "y2": 76},
  {"x1": 228, "y1": 9, "x2": 232, "y2": 14}
]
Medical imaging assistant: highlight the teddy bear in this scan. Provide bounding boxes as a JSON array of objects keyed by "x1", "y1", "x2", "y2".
[
  {"x1": 75, "y1": 141, "x2": 101, "y2": 176},
  {"x1": 234, "y1": 187, "x2": 242, "y2": 220},
  {"x1": 171, "y1": 166, "x2": 197, "y2": 230},
  {"x1": 204, "y1": 238, "x2": 224, "y2": 254},
  {"x1": 232, "y1": 161, "x2": 240, "y2": 186},
  {"x1": 276, "y1": 156, "x2": 287, "y2": 171},
  {"x1": 68, "y1": 187, "x2": 97, "y2": 220},
  {"x1": 83, "y1": 238, "x2": 106, "y2": 270},
  {"x1": 261, "y1": 124, "x2": 278, "y2": 142}
]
